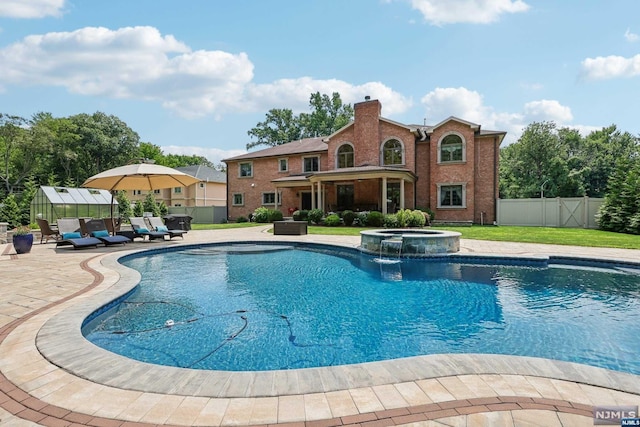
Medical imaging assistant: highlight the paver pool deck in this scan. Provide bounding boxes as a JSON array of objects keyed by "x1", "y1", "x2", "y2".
[{"x1": 1, "y1": 226, "x2": 639, "y2": 427}]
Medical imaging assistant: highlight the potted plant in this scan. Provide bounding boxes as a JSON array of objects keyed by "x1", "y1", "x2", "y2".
[{"x1": 12, "y1": 225, "x2": 34, "y2": 254}]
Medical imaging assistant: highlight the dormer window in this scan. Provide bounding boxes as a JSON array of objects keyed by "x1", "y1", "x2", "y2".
[
  {"x1": 381, "y1": 139, "x2": 404, "y2": 166},
  {"x1": 337, "y1": 144, "x2": 354, "y2": 168}
]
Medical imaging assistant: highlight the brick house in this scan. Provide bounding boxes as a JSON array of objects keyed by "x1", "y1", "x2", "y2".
[{"x1": 224, "y1": 98, "x2": 505, "y2": 224}]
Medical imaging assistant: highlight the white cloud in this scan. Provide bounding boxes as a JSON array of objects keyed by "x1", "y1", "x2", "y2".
[
  {"x1": 523, "y1": 100, "x2": 573, "y2": 123},
  {"x1": 0, "y1": 26, "x2": 412, "y2": 119},
  {"x1": 581, "y1": 54, "x2": 640, "y2": 80},
  {"x1": 246, "y1": 78, "x2": 413, "y2": 115},
  {"x1": 0, "y1": 0, "x2": 65, "y2": 18},
  {"x1": 625, "y1": 28, "x2": 639, "y2": 42},
  {"x1": 420, "y1": 87, "x2": 583, "y2": 144},
  {"x1": 161, "y1": 145, "x2": 246, "y2": 165},
  {"x1": 410, "y1": 0, "x2": 529, "y2": 25}
]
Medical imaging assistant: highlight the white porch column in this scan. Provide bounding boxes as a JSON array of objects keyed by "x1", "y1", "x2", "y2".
[
  {"x1": 382, "y1": 177, "x2": 388, "y2": 214},
  {"x1": 311, "y1": 183, "x2": 315, "y2": 209},
  {"x1": 317, "y1": 181, "x2": 323, "y2": 211},
  {"x1": 400, "y1": 179, "x2": 405, "y2": 210}
]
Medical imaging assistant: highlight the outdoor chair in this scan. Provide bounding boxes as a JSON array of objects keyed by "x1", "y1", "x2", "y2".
[
  {"x1": 56, "y1": 218, "x2": 102, "y2": 249},
  {"x1": 146, "y1": 216, "x2": 187, "y2": 239},
  {"x1": 36, "y1": 218, "x2": 60, "y2": 244},
  {"x1": 84, "y1": 218, "x2": 130, "y2": 246},
  {"x1": 129, "y1": 217, "x2": 168, "y2": 241}
]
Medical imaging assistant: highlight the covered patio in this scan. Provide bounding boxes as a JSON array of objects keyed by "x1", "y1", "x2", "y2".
[{"x1": 273, "y1": 166, "x2": 416, "y2": 214}]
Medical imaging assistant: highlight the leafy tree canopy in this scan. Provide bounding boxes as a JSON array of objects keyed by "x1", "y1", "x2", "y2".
[
  {"x1": 246, "y1": 92, "x2": 354, "y2": 150},
  {"x1": 500, "y1": 121, "x2": 639, "y2": 199}
]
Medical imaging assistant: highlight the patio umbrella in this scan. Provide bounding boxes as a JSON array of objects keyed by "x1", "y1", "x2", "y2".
[{"x1": 81, "y1": 163, "x2": 200, "y2": 233}]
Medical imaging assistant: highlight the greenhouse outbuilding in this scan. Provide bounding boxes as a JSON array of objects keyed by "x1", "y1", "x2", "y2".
[{"x1": 31, "y1": 186, "x2": 118, "y2": 224}]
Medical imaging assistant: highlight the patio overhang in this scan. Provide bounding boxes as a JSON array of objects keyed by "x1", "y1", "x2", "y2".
[{"x1": 308, "y1": 166, "x2": 417, "y2": 183}]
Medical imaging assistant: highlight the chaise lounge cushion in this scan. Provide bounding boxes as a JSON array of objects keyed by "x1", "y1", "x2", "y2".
[
  {"x1": 62, "y1": 232, "x2": 82, "y2": 239},
  {"x1": 92, "y1": 229, "x2": 110, "y2": 238}
]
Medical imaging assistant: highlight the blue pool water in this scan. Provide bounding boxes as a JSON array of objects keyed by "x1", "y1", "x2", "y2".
[{"x1": 82, "y1": 244, "x2": 640, "y2": 373}]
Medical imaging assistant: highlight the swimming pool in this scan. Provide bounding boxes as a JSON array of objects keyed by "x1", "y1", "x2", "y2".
[{"x1": 82, "y1": 243, "x2": 640, "y2": 374}]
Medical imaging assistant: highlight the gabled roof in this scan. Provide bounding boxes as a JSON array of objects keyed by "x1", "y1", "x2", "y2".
[
  {"x1": 175, "y1": 165, "x2": 226, "y2": 183},
  {"x1": 223, "y1": 137, "x2": 327, "y2": 162},
  {"x1": 426, "y1": 116, "x2": 481, "y2": 133},
  {"x1": 323, "y1": 117, "x2": 417, "y2": 142}
]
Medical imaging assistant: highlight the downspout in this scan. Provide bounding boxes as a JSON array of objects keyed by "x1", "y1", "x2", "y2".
[
  {"x1": 225, "y1": 165, "x2": 229, "y2": 221},
  {"x1": 494, "y1": 136, "x2": 498, "y2": 225}
]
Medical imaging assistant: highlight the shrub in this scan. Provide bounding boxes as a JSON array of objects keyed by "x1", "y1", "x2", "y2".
[
  {"x1": 292, "y1": 209, "x2": 308, "y2": 221},
  {"x1": 395, "y1": 209, "x2": 411, "y2": 227},
  {"x1": 355, "y1": 212, "x2": 369, "y2": 226},
  {"x1": 383, "y1": 214, "x2": 399, "y2": 228},
  {"x1": 367, "y1": 211, "x2": 384, "y2": 227},
  {"x1": 252, "y1": 207, "x2": 270, "y2": 223},
  {"x1": 324, "y1": 213, "x2": 341, "y2": 226},
  {"x1": 408, "y1": 210, "x2": 427, "y2": 227},
  {"x1": 341, "y1": 210, "x2": 355, "y2": 226},
  {"x1": 268, "y1": 209, "x2": 283, "y2": 222},
  {"x1": 308, "y1": 208, "x2": 324, "y2": 224},
  {"x1": 236, "y1": 216, "x2": 248, "y2": 223}
]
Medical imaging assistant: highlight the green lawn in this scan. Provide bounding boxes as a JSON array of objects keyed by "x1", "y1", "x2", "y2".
[{"x1": 192, "y1": 222, "x2": 639, "y2": 250}]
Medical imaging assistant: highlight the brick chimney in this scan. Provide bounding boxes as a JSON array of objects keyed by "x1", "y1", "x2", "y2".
[{"x1": 354, "y1": 97, "x2": 382, "y2": 154}]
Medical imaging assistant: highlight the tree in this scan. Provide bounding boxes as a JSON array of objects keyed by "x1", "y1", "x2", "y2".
[
  {"x1": 132, "y1": 200, "x2": 144, "y2": 217},
  {"x1": 116, "y1": 190, "x2": 133, "y2": 220},
  {"x1": 246, "y1": 92, "x2": 354, "y2": 150},
  {"x1": 0, "y1": 193, "x2": 22, "y2": 227},
  {"x1": 574, "y1": 126, "x2": 638, "y2": 197},
  {"x1": 247, "y1": 108, "x2": 302, "y2": 150},
  {"x1": 597, "y1": 157, "x2": 640, "y2": 234},
  {"x1": 68, "y1": 112, "x2": 140, "y2": 181},
  {"x1": 143, "y1": 193, "x2": 160, "y2": 217},
  {"x1": 500, "y1": 121, "x2": 583, "y2": 198},
  {"x1": 19, "y1": 176, "x2": 38, "y2": 225},
  {"x1": 299, "y1": 92, "x2": 354, "y2": 138}
]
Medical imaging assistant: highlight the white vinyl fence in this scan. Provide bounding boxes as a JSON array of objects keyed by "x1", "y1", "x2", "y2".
[{"x1": 497, "y1": 197, "x2": 603, "y2": 228}]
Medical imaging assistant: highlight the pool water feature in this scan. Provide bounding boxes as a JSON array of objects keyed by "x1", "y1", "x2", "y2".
[
  {"x1": 360, "y1": 229, "x2": 461, "y2": 256},
  {"x1": 82, "y1": 243, "x2": 640, "y2": 374}
]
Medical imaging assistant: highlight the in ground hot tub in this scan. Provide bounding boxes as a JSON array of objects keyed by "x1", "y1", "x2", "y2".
[{"x1": 360, "y1": 229, "x2": 461, "y2": 256}]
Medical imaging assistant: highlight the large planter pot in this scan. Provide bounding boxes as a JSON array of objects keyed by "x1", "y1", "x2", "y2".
[{"x1": 13, "y1": 234, "x2": 34, "y2": 254}]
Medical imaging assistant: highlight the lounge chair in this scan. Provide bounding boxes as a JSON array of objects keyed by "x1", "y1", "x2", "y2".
[
  {"x1": 146, "y1": 216, "x2": 187, "y2": 239},
  {"x1": 36, "y1": 218, "x2": 61, "y2": 244},
  {"x1": 129, "y1": 217, "x2": 168, "y2": 240},
  {"x1": 84, "y1": 219, "x2": 131, "y2": 246},
  {"x1": 56, "y1": 218, "x2": 103, "y2": 249}
]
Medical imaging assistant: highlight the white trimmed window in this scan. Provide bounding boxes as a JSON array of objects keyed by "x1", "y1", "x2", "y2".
[
  {"x1": 232, "y1": 193, "x2": 244, "y2": 206},
  {"x1": 438, "y1": 133, "x2": 466, "y2": 163},
  {"x1": 278, "y1": 158, "x2": 288, "y2": 172},
  {"x1": 437, "y1": 184, "x2": 466, "y2": 208},
  {"x1": 262, "y1": 192, "x2": 281, "y2": 205},
  {"x1": 303, "y1": 156, "x2": 319, "y2": 172},
  {"x1": 174, "y1": 187, "x2": 182, "y2": 194},
  {"x1": 337, "y1": 143, "x2": 354, "y2": 168},
  {"x1": 239, "y1": 162, "x2": 253, "y2": 177},
  {"x1": 381, "y1": 138, "x2": 404, "y2": 165}
]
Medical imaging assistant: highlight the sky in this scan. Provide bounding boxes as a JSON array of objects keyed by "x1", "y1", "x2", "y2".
[{"x1": 0, "y1": 0, "x2": 639, "y2": 165}]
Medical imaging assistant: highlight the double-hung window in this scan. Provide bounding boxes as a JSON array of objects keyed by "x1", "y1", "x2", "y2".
[
  {"x1": 438, "y1": 184, "x2": 465, "y2": 208},
  {"x1": 239, "y1": 162, "x2": 253, "y2": 177},
  {"x1": 303, "y1": 156, "x2": 319, "y2": 173}
]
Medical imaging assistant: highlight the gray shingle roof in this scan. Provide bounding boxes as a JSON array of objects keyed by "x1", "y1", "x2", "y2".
[
  {"x1": 223, "y1": 137, "x2": 327, "y2": 162},
  {"x1": 175, "y1": 165, "x2": 226, "y2": 183}
]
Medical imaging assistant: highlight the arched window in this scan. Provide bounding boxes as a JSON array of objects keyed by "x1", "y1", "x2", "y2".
[
  {"x1": 337, "y1": 144, "x2": 354, "y2": 168},
  {"x1": 439, "y1": 134, "x2": 465, "y2": 163},
  {"x1": 382, "y1": 139, "x2": 404, "y2": 165}
]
